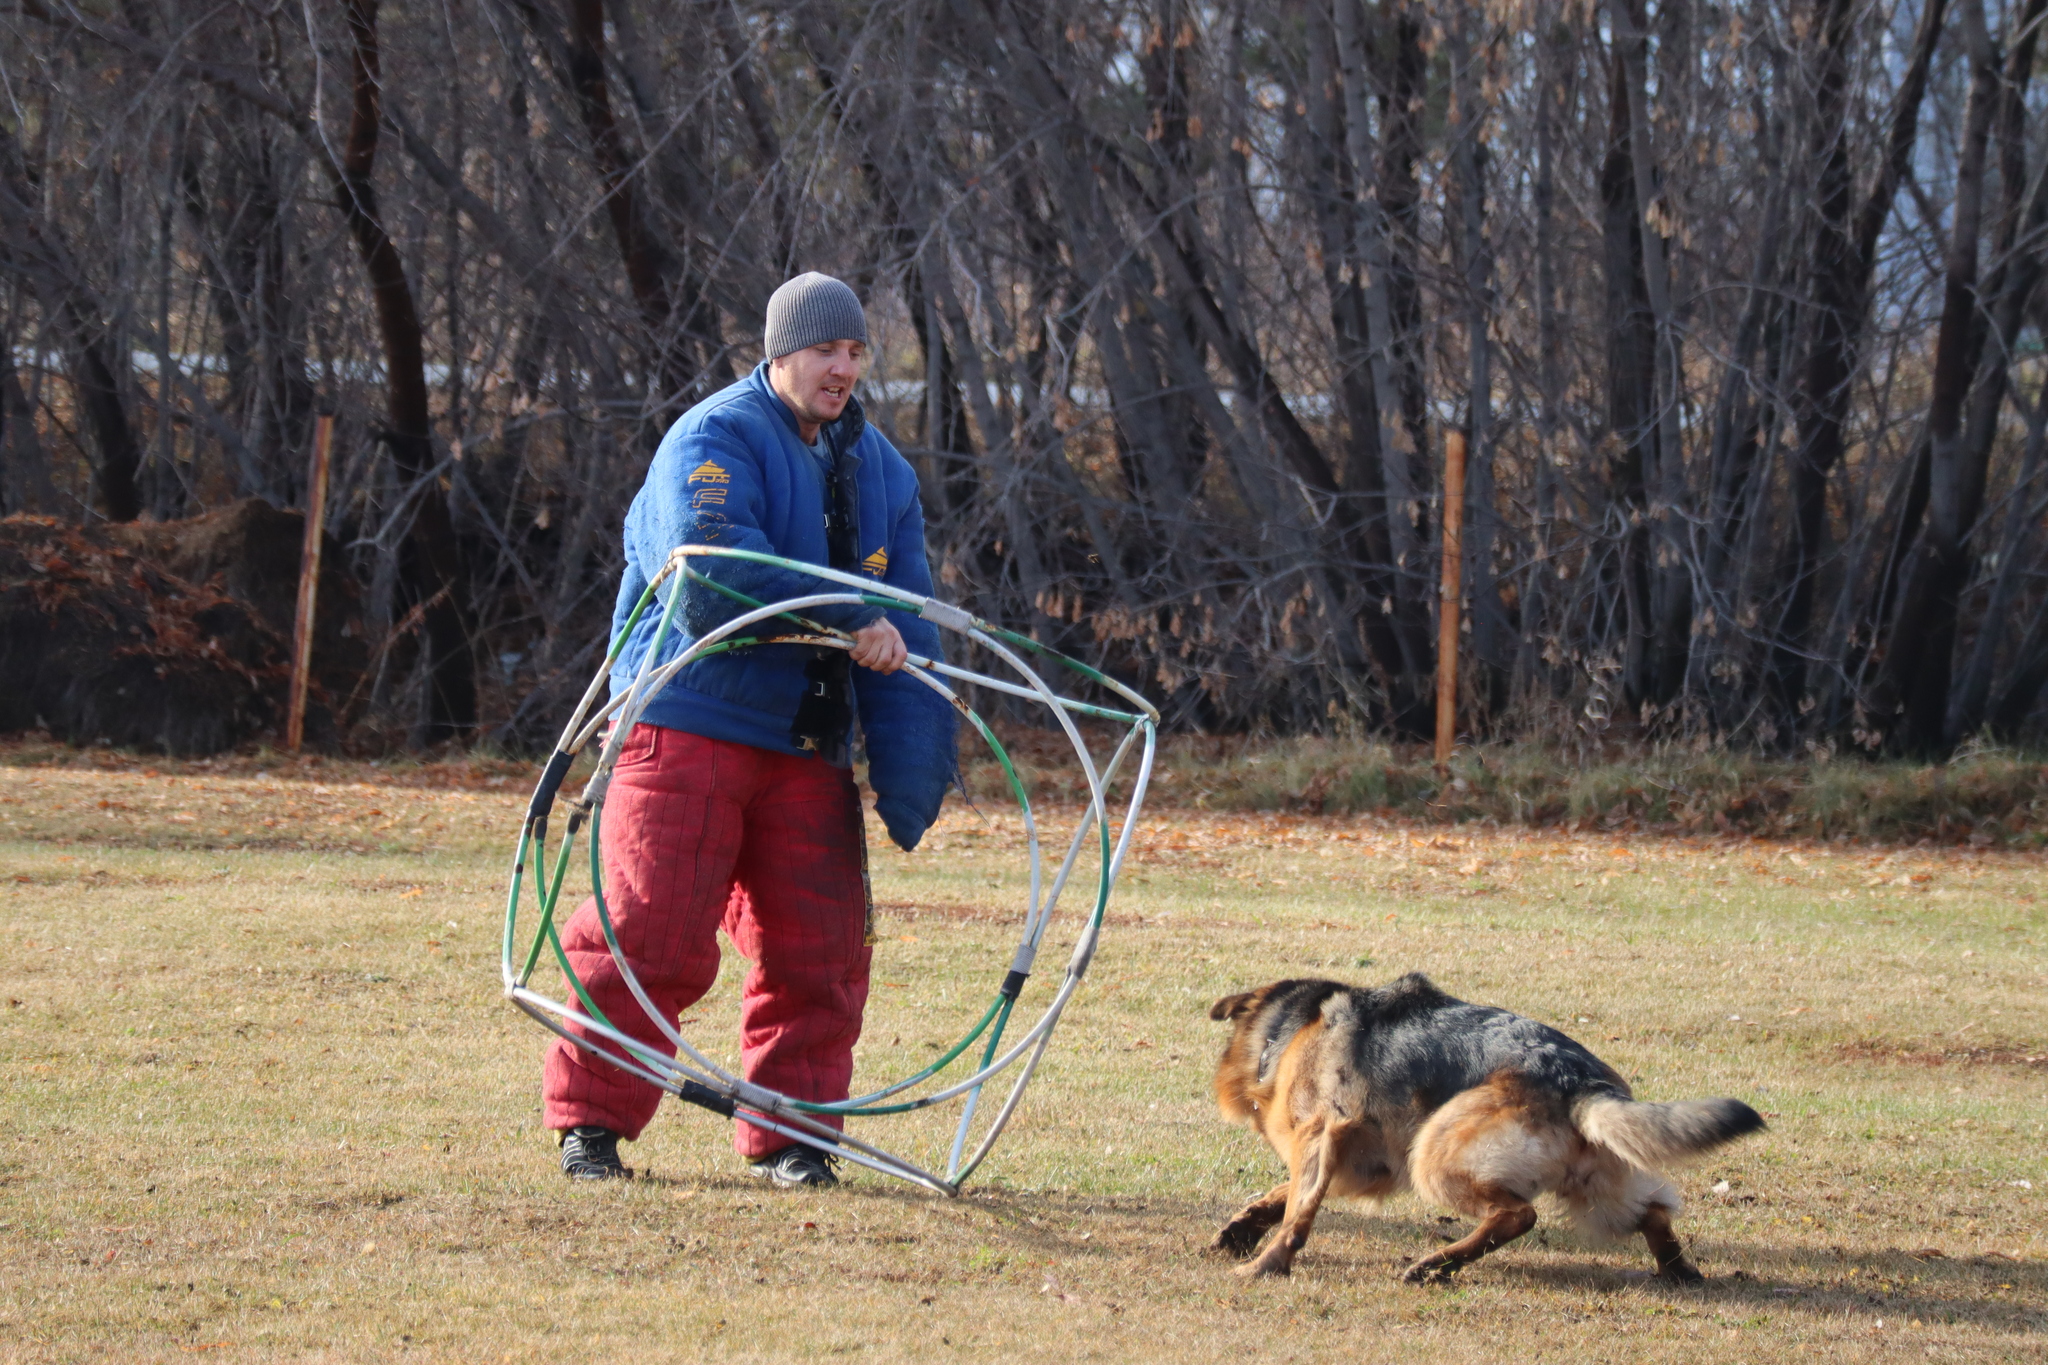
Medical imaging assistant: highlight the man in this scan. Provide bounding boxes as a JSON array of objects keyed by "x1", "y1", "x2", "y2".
[{"x1": 542, "y1": 273, "x2": 955, "y2": 1187}]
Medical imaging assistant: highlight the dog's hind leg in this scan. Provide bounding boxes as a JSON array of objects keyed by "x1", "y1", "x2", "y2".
[
  {"x1": 1237, "y1": 1123, "x2": 1342, "y2": 1278},
  {"x1": 1403, "y1": 1076, "x2": 1560, "y2": 1283},
  {"x1": 1210, "y1": 1182, "x2": 1290, "y2": 1258},
  {"x1": 1558, "y1": 1148, "x2": 1700, "y2": 1282},
  {"x1": 1399, "y1": 1196, "x2": 1538, "y2": 1284},
  {"x1": 1639, "y1": 1205, "x2": 1703, "y2": 1283}
]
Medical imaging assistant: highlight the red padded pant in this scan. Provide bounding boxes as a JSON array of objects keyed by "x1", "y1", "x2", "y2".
[{"x1": 541, "y1": 724, "x2": 872, "y2": 1157}]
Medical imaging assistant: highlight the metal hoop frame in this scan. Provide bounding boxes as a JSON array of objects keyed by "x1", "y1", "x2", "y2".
[{"x1": 501, "y1": 546, "x2": 1158, "y2": 1196}]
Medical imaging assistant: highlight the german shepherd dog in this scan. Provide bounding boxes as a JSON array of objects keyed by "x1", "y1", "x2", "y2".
[{"x1": 1208, "y1": 973, "x2": 1763, "y2": 1282}]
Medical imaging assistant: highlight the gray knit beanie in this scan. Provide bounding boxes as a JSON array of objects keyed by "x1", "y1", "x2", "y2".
[{"x1": 763, "y1": 272, "x2": 868, "y2": 359}]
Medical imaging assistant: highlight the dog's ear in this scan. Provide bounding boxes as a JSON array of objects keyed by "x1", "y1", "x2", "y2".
[{"x1": 1209, "y1": 991, "x2": 1257, "y2": 1022}]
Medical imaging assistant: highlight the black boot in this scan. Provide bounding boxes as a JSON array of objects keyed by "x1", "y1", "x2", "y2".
[
  {"x1": 746, "y1": 1144, "x2": 839, "y2": 1188},
  {"x1": 559, "y1": 1126, "x2": 630, "y2": 1180}
]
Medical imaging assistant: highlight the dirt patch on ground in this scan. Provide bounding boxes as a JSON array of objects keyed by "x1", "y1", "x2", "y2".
[
  {"x1": 1834, "y1": 1038, "x2": 2048, "y2": 1069},
  {"x1": 877, "y1": 900, "x2": 1190, "y2": 931}
]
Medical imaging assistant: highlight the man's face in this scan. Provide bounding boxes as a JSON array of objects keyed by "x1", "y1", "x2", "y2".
[{"x1": 770, "y1": 339, "x2": 867, "y2": 429}]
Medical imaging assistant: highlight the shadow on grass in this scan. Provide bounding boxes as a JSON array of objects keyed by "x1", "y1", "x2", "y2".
[
  {"x1": 1485, "y1": 1239, "x2": 2046, "y2": 1334},
  {"x1": 745, "y1": 1180, "x2": 2048, "y2": 1334}
]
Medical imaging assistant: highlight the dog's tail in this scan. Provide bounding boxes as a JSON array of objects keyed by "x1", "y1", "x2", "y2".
[{"x1": 1574, "y1": 1092, "x2": 1765, "y2": 1171}]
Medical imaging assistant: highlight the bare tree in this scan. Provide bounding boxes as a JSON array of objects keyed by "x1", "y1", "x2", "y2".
[{"x1": 6, "y1": 0, "x2": 2048, "y2": 758}]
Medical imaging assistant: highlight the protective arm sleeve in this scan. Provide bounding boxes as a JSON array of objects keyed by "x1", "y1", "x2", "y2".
[{"x1": 854, "y1": 489, "x2": 958, "y2": 851}]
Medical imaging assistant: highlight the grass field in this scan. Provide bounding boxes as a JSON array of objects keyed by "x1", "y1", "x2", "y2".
[{"x1": 1, "y1": 743, "x2": 2043, "y2": 1363}]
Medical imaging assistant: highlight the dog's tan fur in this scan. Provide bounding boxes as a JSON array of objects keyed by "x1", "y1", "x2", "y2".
[{"x1": 1209, "y1": 977, "x2": 1760, "y2": 1282}]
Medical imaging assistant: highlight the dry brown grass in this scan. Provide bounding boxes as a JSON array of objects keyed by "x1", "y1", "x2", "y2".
[{"x1": 1, "y1": 741, "x2": 2043, "y2": 1363}]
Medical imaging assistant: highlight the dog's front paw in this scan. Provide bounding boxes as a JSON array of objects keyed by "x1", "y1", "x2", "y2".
[
  {"x1": 1399, "y1": 1258, "x2": 1458, "y2": 1285},
  {"x1": 1655, "y1": 1259, "x2": 1705, "y2": 1284},
  {"x1": 1210, "y1": 1221, "x2": 1268, "y2": 1259},
  {"x1": 1234, "y1": 1251, "x2": 1293, "y2": 1279}
]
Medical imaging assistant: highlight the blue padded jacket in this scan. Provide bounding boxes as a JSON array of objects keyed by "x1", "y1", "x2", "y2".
[{"x1": 608, "y1": 364, "x2": 956, "y2": 850}]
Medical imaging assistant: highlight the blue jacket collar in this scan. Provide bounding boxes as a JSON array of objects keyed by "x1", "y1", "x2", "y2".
[{"x1": 746, "y1": 361, "x2": 868, "y2": 462}]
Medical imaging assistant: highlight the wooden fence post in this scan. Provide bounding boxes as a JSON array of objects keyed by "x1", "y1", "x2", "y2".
[
  {"x1": 287, "y1": 411, "x2": 336, "y2": 753},
  {"x1": 1436, "y1": 430, "x2": 1467, "y2": 776}
]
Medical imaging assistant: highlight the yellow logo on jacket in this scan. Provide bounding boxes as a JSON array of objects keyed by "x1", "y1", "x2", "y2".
[
  {"x1": 688, "y1": 460, "x2": 730, "y2": 510},
  {"x1": 861, "y1": 547, "x2": 889, "y2": 577}
]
